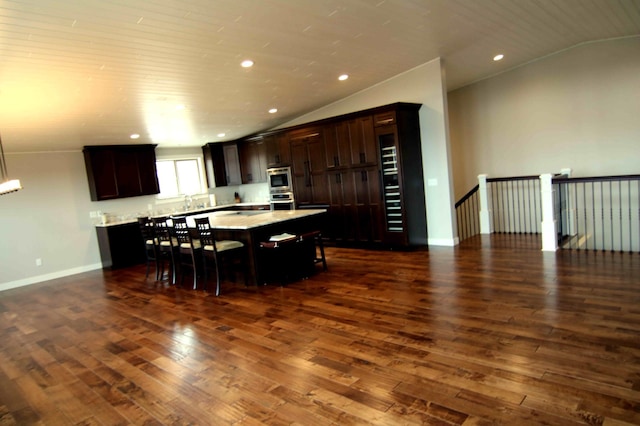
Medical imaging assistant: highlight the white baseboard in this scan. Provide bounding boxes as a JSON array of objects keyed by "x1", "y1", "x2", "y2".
[
  {"x1": 0, "y1": 263, "x2": 104, "y2": 292},
  {"x1": 428, "y1": 237, "x2": 460, "y2": 247}
]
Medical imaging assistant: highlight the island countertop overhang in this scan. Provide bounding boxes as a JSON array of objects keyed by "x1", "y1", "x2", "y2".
[{"x1": 184, "y1": 209, "x2": 327, "y2": 230}]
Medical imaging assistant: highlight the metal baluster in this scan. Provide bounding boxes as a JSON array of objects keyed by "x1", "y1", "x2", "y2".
[
  {"x1": 609, "y1": 181, "x2": 614, "y2": 252},
  {"x1": 619, "y1": 180, "x2": 623, "y2": 252},
  {"x1": 600, "y1": 181, "x2": 605, "y2": 252},
  {"x1": 464, "y1": 197, "x2": 470, "y2": 239},
  {"x1": 591, "y1": 182, "x2": 596, "y2": 251},
  {"x1": 506, "y1": 181, "x2": 512, "y2": 233},
  {"x1": 572, "y1": 181, "x2": 580, "y2": 250},
  {"x1": 582, "y1": 182, "x2": 588, "y2": 250},
  {"x1": 627, "y1": 180, "x2": 632, "y2": 252},
  {"x1": 526, "y1": 180, "x2": 532, "y2": 233}
]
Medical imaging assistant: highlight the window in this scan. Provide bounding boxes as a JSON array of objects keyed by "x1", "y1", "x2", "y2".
[{"x1": 156, "y1": 158, "x2": 206, "y2": 198}]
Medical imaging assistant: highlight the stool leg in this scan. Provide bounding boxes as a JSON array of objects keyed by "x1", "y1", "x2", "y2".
[{"x1": 317, "y1": 236, "x2": 327, "y2": 271}]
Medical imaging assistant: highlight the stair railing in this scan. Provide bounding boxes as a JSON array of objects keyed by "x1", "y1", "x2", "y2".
[{"x1": 552, "y1": 174, "x2": 640, "y2": 252}]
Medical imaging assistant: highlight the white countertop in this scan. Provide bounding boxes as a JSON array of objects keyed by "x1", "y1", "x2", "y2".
[
  {"x1": 185, "y1": 209, "x2": 327, "y2": 230},
  {"x1": 95, "y1": 202, "x2": 269, "y2": 228}
]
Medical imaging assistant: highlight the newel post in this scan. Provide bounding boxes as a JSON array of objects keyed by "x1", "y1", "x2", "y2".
[
  {"x1": 540, "y1": 173, "x2": 558, "y2": 251},
  {"x1": 478, "y1": 174, "x2": 493, "y2": 234}
]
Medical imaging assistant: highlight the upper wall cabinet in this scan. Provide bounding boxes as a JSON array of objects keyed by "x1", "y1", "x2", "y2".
[
  {"x1": 202, "y1": 142, "x2": 228, "y2": 188},
  {"x1": 223, "y1": 144, "x2": 242, "y2": 185},
  {"x1": 264, "y1": 132, "x2": 291, "y2": 168},
  {"x1": 83, "y1": 144, "x2": 159, "y2": 201},
  {"x1": 239, "y1": 137, "x2": 267, "y2": 184}
]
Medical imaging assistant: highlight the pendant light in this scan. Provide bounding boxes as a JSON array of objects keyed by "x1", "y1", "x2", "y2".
[{"x1": 0, "y1": 133, "x2": 22, "y2": 196}]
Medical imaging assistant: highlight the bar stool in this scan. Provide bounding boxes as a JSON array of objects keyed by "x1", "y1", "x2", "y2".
[
  {"x1": 137, "y1": 217, "x2": 160, "y2": 280},
  {"x1": 259, "y1": 233, "x2": 301, "y2": 285},
  {"x1": 152, "y1": 216, "x2": 177, "y2": 284},
  {"x1": 172, "y1": 216, "x2": 202, "y2": 289},
  {"x1": 297, "y1": 230, "x2": 327, "y2": 274},
  {"x1": 194, "y1": 217, "x2": 247, "y2": 296}
]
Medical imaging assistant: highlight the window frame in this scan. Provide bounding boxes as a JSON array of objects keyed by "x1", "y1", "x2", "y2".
[{"x1": 154, "y1": 153, "x2": 208, "y2": 202}]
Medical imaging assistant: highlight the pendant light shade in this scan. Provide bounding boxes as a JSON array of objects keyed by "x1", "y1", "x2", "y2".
[{"x1": 0, "y1": 133, "x2": 22, "y2": 196}]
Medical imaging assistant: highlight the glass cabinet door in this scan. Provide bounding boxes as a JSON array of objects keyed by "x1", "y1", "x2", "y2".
[{"x1": 378, "y1": 131, "x2": 404, "y2": 234}]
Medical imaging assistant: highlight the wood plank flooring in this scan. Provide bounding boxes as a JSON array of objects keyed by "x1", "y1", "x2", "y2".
[{"x1": 1, "y1": 234, "x2": 640, "y2": 425}]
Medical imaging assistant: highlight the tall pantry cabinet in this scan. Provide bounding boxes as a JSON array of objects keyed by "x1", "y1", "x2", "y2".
[{"x1": 373, "y1": 105, "x2": 427, "y2": 246}]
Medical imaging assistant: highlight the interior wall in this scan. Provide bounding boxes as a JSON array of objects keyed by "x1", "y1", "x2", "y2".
[
  {"x1": 448, "y1": 36, "x2": 640, "y2": 200},
  {"x1": 277, "y1": 58, "x2": 458, "y2": 246},
  {"x1": 0, "y1": 151, "x2": 104, "y2": 290}
]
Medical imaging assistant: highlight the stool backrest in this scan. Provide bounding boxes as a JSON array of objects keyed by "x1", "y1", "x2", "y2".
[
  {"x1": 137, "y1": 217, "x2": 155, "y2": 243},
  {"x1": 194, "y1": 217, "x2": 217, "y2": 252},
  {"x1": 172, "y1": 216, "x2": 193, "y2": 249},
  {"x1": 152, "y1": 216, "x2": 172, "y2": 245}
]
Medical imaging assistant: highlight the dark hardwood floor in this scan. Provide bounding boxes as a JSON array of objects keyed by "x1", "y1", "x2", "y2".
[{"x1": 1, "y1": 234, "x2": 640, "y2": 425}]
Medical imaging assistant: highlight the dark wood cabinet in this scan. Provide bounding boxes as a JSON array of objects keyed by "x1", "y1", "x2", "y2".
[
  {"x1": 239, "y1": 137, "x2": 267, "y2": 183},
  {"x1": 348, "y1": 116, "x2": 377, "y2": 167},
  {"x1": 324, "y1": 121, "x2": 351, "y2": 170},
  {"x1": 202, "y1": 142, "x2": 228, "y2": 188},
  {"x1": 375, "y1": 105, "x2": 427, "y2": 246},
  {"x1": 96, "y1": 222, "x2": 146, "y2": 269},
  {"x1": 83, "y1": 144, "x2": 159, "y2": 201},
  {"x1": 352, "y1": 166, "x2": 383, "y2": 243},
  {"x1": 265, "y1": 132, "x2": 291, "y2": 167},
  {"x1": 326, "y1": 170, "x2": 356, "y2": 241},
  {"x1": 290, "y1": 129, "x2": 329, "y2": 206},
  {"x1": 202, "y1": 102, "x2": 426, "y2": 247}
]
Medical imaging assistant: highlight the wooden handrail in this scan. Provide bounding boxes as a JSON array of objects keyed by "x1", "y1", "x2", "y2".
[
  {"x1": 455, "y1": 184, "x2": 479, "y2": 208},
  {"x1": 552, "y1": 174, "x2": 640, "y2": 184}
]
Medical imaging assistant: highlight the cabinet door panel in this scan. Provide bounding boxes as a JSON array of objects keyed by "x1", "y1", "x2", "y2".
[
  {"x1": 324, "y1": 122, "x2": 351, "y2": 169},
  {"x1": 290, "y1": 140, "x2": 311, "y2": 204},
  {"x1": 87, "y1": 150, "x2": 118, "y2": 199},
  {"x1": 240, "y1": 139, "x2": 267, "y2": 183},
  {"x1": 136, "y1": 149, "x2": 160, "y2": 194},
  {"x1": 202, "y1": 143, "x2": 227, "y2": 188},
  {"x1": 223, "y1": 144, "x2": 242, "y2": 185},
  {"x1": 352, "y1": 167, "x2": 382, "y2": 242},
  {"x1": 265, "y1": 132, "x2": 291, "y2": 167},
  {"x1": 291, "y1": 131, "x2": 327, "y2": 205},
  {"x1": 349, "y1": 116, "x2": 377, "y2": 166},
  {"x1": 114, "y1": 150, "x2": 141, "y2": 197}
]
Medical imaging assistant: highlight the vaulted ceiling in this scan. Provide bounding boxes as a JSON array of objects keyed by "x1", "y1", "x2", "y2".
[{"x1": 1, "y1": 0, "x2": 639, "y2": 152}]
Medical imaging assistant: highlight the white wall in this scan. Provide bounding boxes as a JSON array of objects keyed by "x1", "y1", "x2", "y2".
[
  {"x1": 448, "y1": 36, "x2": 640, "y2": 200},
  {"x1": 0, "y1": 151, "x2": 103, "y2": 290},
  {"x1": 277, "y1": 58, "x2": 458, "y2": 246}
]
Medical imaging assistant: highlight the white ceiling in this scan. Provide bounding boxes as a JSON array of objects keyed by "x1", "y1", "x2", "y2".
[{"x1": 1, "y1": 0, "x2": 639, "y2": 153}]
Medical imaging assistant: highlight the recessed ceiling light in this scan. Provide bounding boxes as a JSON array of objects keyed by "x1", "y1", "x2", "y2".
[
  {"x1": 217, "y1": 133, "x2": 226, "y2": 138},
  {"x1": 338, "y1": 74, "x2": 349, "y2": 81},
  {"x1": 268, "y1": 108, "x2": 278, "y2": 114},
  {"x1": 176, "y1": 104, "x2": 186, "y2": 110},
  {"x1": 493, "y1": 54, "x2": 504, "y2": 61},
  {"x1": 241, "y1": 59, "x2": 254, "y2": 68},
  {"x1": 130, "y1": 133, "x2": 140, "y2": 139}
]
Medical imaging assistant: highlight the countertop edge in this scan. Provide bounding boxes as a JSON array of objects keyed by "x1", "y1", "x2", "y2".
[{"x1": 94, "y1": 202, "x2": 270, "y2": 228}]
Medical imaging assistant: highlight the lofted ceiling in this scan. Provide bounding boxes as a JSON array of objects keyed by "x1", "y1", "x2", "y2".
[{"x1": 0, "y1": 0, "x2": 639, "y2": 153}]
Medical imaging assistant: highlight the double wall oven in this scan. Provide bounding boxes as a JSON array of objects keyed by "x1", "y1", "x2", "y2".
[{"x1": 267, "y1": 166, "x2": 295, "y2": 210}]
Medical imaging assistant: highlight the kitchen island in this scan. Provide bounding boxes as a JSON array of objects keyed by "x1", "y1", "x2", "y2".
[
  {"x1": 94, "y1": 206, "x2": 327, "y2": 288},
  {"x1": 186, "y1": 209, "x2": 327, "y2": 287}
]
